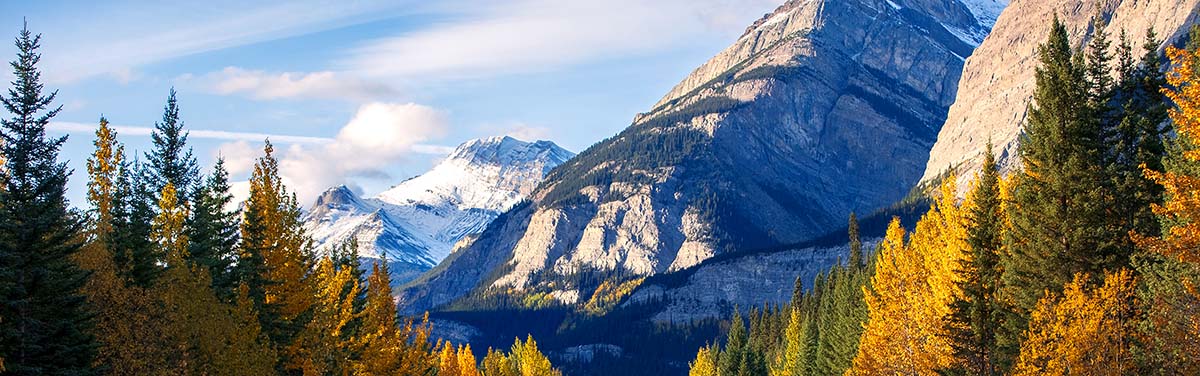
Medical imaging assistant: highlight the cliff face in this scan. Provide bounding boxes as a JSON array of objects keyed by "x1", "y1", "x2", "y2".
[
  {"x1": 921, "y1": 0, "x2": 1200, "y2": 185},
  {"x1": 398, "y1": 0, "x2": 1001, "y2": 313}
]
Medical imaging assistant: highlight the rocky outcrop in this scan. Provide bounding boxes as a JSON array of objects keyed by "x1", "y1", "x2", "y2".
[
  {"x1": 397, "y1": 0, "x2": 1002, "y2": 313},
  {"x1": 625, "y1": 240, "x2": 878, "y2": 323},
  {"x1": 921, "y1": 0, "x2": 1200, "y2": 186}
]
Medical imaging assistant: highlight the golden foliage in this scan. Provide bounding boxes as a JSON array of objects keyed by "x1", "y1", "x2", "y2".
[
  {"x1": 850, "y1": 178, "x2": 967, "y2": 375},
  {"x1": 1011, "y1": 270, "x2": 1138, "y2": 376},
  {"x1": 1138, "y1": 46, "x2": 1200, "y2": 264},
  {"x1": 688, "y1": 344, "x2": 719, "y2": 376},
  {"x1": 290, "y1": 257, "x2": 362, "y2": 375}
]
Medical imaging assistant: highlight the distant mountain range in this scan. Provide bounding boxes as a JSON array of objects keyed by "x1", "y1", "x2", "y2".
[{"x1": 302, "y1": 136, "x2": 574, "y2": 283}]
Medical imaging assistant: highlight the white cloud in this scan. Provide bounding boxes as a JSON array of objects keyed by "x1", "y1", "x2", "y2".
[
  {"x1": 343, "y1": 0, "x2": 780, "y2": 81},
  {"x1": 48, "y1": 121, "x2": 333, "y2": 145},
  {"x1": 216, "y1": 102, "x2": 450, "y2": 204},
  {"x1": 185, "y1": 67, "x2": 399, "y2": 101}
]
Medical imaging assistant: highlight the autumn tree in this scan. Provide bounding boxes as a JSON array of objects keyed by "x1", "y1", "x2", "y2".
[
  {"x1": 155, "y1": 183, "x2": 276, "y2": 375},
  {"x1": 1011, "y1": 270, "x2": 1138, "y2": 376},
  {"x1": 851, "y1": 177, "x2": 967, "y2": 376},
  {"x1": 356, "y1": 258, "x2": 436, "y2": 374},
  {"x1": 237, "y1": 140, "x2": 315, "y2": 369},
  {"x1": 688, "y1": 344, "x2": 719, "y2": 376},
  {"x1": 289, "y1": 256, "x2": 361, "y2": 375},
  {"x1": 78, "y1": 118, "x2": 174, "y2": 375},
  {"x1": 1131, "y1": 41, "x2": 1200, "y2": 374},
  {"x1": 0, "y1": 21, "x2": 96, "y2": 375}
]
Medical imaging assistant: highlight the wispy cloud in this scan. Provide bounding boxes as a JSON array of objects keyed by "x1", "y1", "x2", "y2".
[
  {"x1": 180, "y1": 67, "x2": 400, "y2": 101},
  {"x1": 30, "y1": 0, "x2": 421, "y2": 83},
  {"x1": 342, "y1": 0, "x2": 780, "y2": 82}
]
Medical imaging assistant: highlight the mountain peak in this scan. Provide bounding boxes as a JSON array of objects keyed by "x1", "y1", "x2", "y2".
[
  {"x1": 447, "y1": 136, "x2": 573, "y2": 171},
  {"x1": 311, "y1": 185, "x2": 366, "y2": 212}
]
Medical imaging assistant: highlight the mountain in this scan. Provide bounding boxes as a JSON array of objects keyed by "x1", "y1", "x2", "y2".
[
  {"x1": 397, "y1": 0, "x2": 1005, "y2": 313},
  {"x1": 921, "y1": 0, "x2": 1200, "y2": 186},
  {"x1": 302, "y1": 136, "x2": 574, "y2": 283}
]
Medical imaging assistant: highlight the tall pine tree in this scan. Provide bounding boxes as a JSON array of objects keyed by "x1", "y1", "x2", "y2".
[
  {"x1": 0, "y1": 21, "x2": 96, "y2": 375},
  {"x1": 942, "y1": 144, "x2": 1007, "y2": 375},
  {"x1": 145, "y1": 88, "x2": 199, "y2": 204},
  {"x1": 1002, "y1": 16, "x2": 1117, "y2": 355}
]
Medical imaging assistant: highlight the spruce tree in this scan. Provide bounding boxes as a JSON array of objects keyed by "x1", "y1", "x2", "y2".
[
  {"x1": 185, "y1": 158, "x2": 239, "y2": 296},
  {"x1": 942, "y1": 144, "x2": 1006, "y2": 376},
  {"x1": 1002, "y1": 16, "x2": 1116, "y2": 351},
  {"x1": 848, "y1": 213, "x2": 863, "y2": 269},
  {"x1": 110, "y1": 159, "x2": 160, "y2": 287},
  {"x1": 145, "y1": 88, "x2": 199, "y2": 203},
  {"x1": 0, "y1": 22, "x2": 96, "y2": 375}
]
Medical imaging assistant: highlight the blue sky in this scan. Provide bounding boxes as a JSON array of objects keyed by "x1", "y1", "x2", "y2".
[{"x1": 2, "y1": 0, "x2": 780, "y2": 205}]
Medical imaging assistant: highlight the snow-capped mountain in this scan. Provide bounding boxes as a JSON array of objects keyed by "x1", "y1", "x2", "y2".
[{"x1": 302, "y1": 136, "x2": 574, "y2": 283}]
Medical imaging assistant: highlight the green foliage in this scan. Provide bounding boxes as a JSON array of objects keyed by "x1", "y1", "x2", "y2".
[
  {"x1": 145, "y1": 88, "x2": 200, "y2": 202},
  {"x1": 185, "y1": 159, "x2": 240, "y2": 297},
  {"x1": 942, "y1": 145, "x2": 1006, "y2": 375},
  {"x1": 0, "y1": 21, "x2": 96, "y2": 375}
]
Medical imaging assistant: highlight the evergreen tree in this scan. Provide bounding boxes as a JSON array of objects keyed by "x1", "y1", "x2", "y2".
[
  {"x1": 718, "y1": 311, "x2": 750, "y2": 375},
  {"x1": 185, "y1": 159, "x2": 239, "y2": 297},
  {"x1": 1002, "y1": 16, "x2": 1118, "y2": 356},
  {"x1": 0, "y1": 22, "x2": 96, "y2": 375},
  {"x1": 145, "y1": 88, "x2": 199, "y2": 202},
  {"x1": 110, "y1": 159, "x2": 160, "y2": 287},
  {"x1": 942, "y1": 144, "x2": 1006, "y2": 375},
  {"x1": 848, "y1": 212, "x2": 863, "y2": 269}
]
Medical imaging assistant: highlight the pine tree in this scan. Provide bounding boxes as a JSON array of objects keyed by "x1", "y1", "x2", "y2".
[
  {"x1": 185, "y1": 159, "x2": 239, "y2": 297},
  {"x1": 236, "y1": 140, "x2": 315, "y2": 369},
  {"x1": 110, "y1": 158, "x2": 159, "y2": 287},
  {"x1": 1002, "y1": 16, "x2": 1119, "y2": 357},
  {"x1": 145, "y1": 88, "x2": 199, "y2": 202},
  {"x1": 718, "y1": 311, "x2": 750, "y2": 375},
  {"x1": 941, "y1": 144, "x2": 1007, "y2": 376},
  {"x1": 848, "y1": 212, "x2": 863, "y2": 269},
  {"x1": 0, "y1": 21, "x2": 96, "y2": 375}
]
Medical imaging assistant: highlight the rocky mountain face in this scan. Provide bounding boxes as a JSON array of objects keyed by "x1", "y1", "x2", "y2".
[
  {"x1": 921, "y1": 0, "x2": 1200, "y2": 186},
  {"x1": 302, "y1": 137, "x2": 573, "y2": 283},
  {"x1": 625, "y1": 239, "x2": 878, "y2": 323},
  {"x1": 397, "y1": 0, "x2": 1005, "y2": 313}
]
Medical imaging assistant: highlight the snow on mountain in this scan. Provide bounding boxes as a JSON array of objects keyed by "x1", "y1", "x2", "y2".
[{"x1": 302, "y1": 136, "x2": 574, "y2": 282}]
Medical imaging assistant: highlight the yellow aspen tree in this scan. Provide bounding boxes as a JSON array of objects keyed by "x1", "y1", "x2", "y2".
[
  {"x1": 769, "y1": 307, "x2": 806, "y2": 376},
  {"x1": 78, "y1": 118, "x2": 174, "y2": 375},
  {"x1": 510, "y1": 336, "x2": 561, "y2": 376},
  {"x1": 481, "y1": 347, "x2": 515, "y2": 376},
  {"x1": 851, "y1": 178, "x2": 966, "y2": 375},
  {"x1": 238, "y1": 140, "x2": 315, "y2": 367},
  {"x1": 688, "y1": 344, "x2": 719, "y2": 376},
  {"x1": 439, "y1": 340, "x2": 463, "y2": 376},
  {"x1": 1011, "y1": 270, "x2": 1138, "y2": 376},
  {"x1": 459, "y1": 344, "x2": 481, "y2": 376},
  {"x1": 157, "y1": 183, "x2": 276, "y2": 375},
  {"x1": 355, "y1": 260, "x2": 437, "y2": 375},
  {"x1": 290, "y1": 256, "x2": 361, "y2": 375}
]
